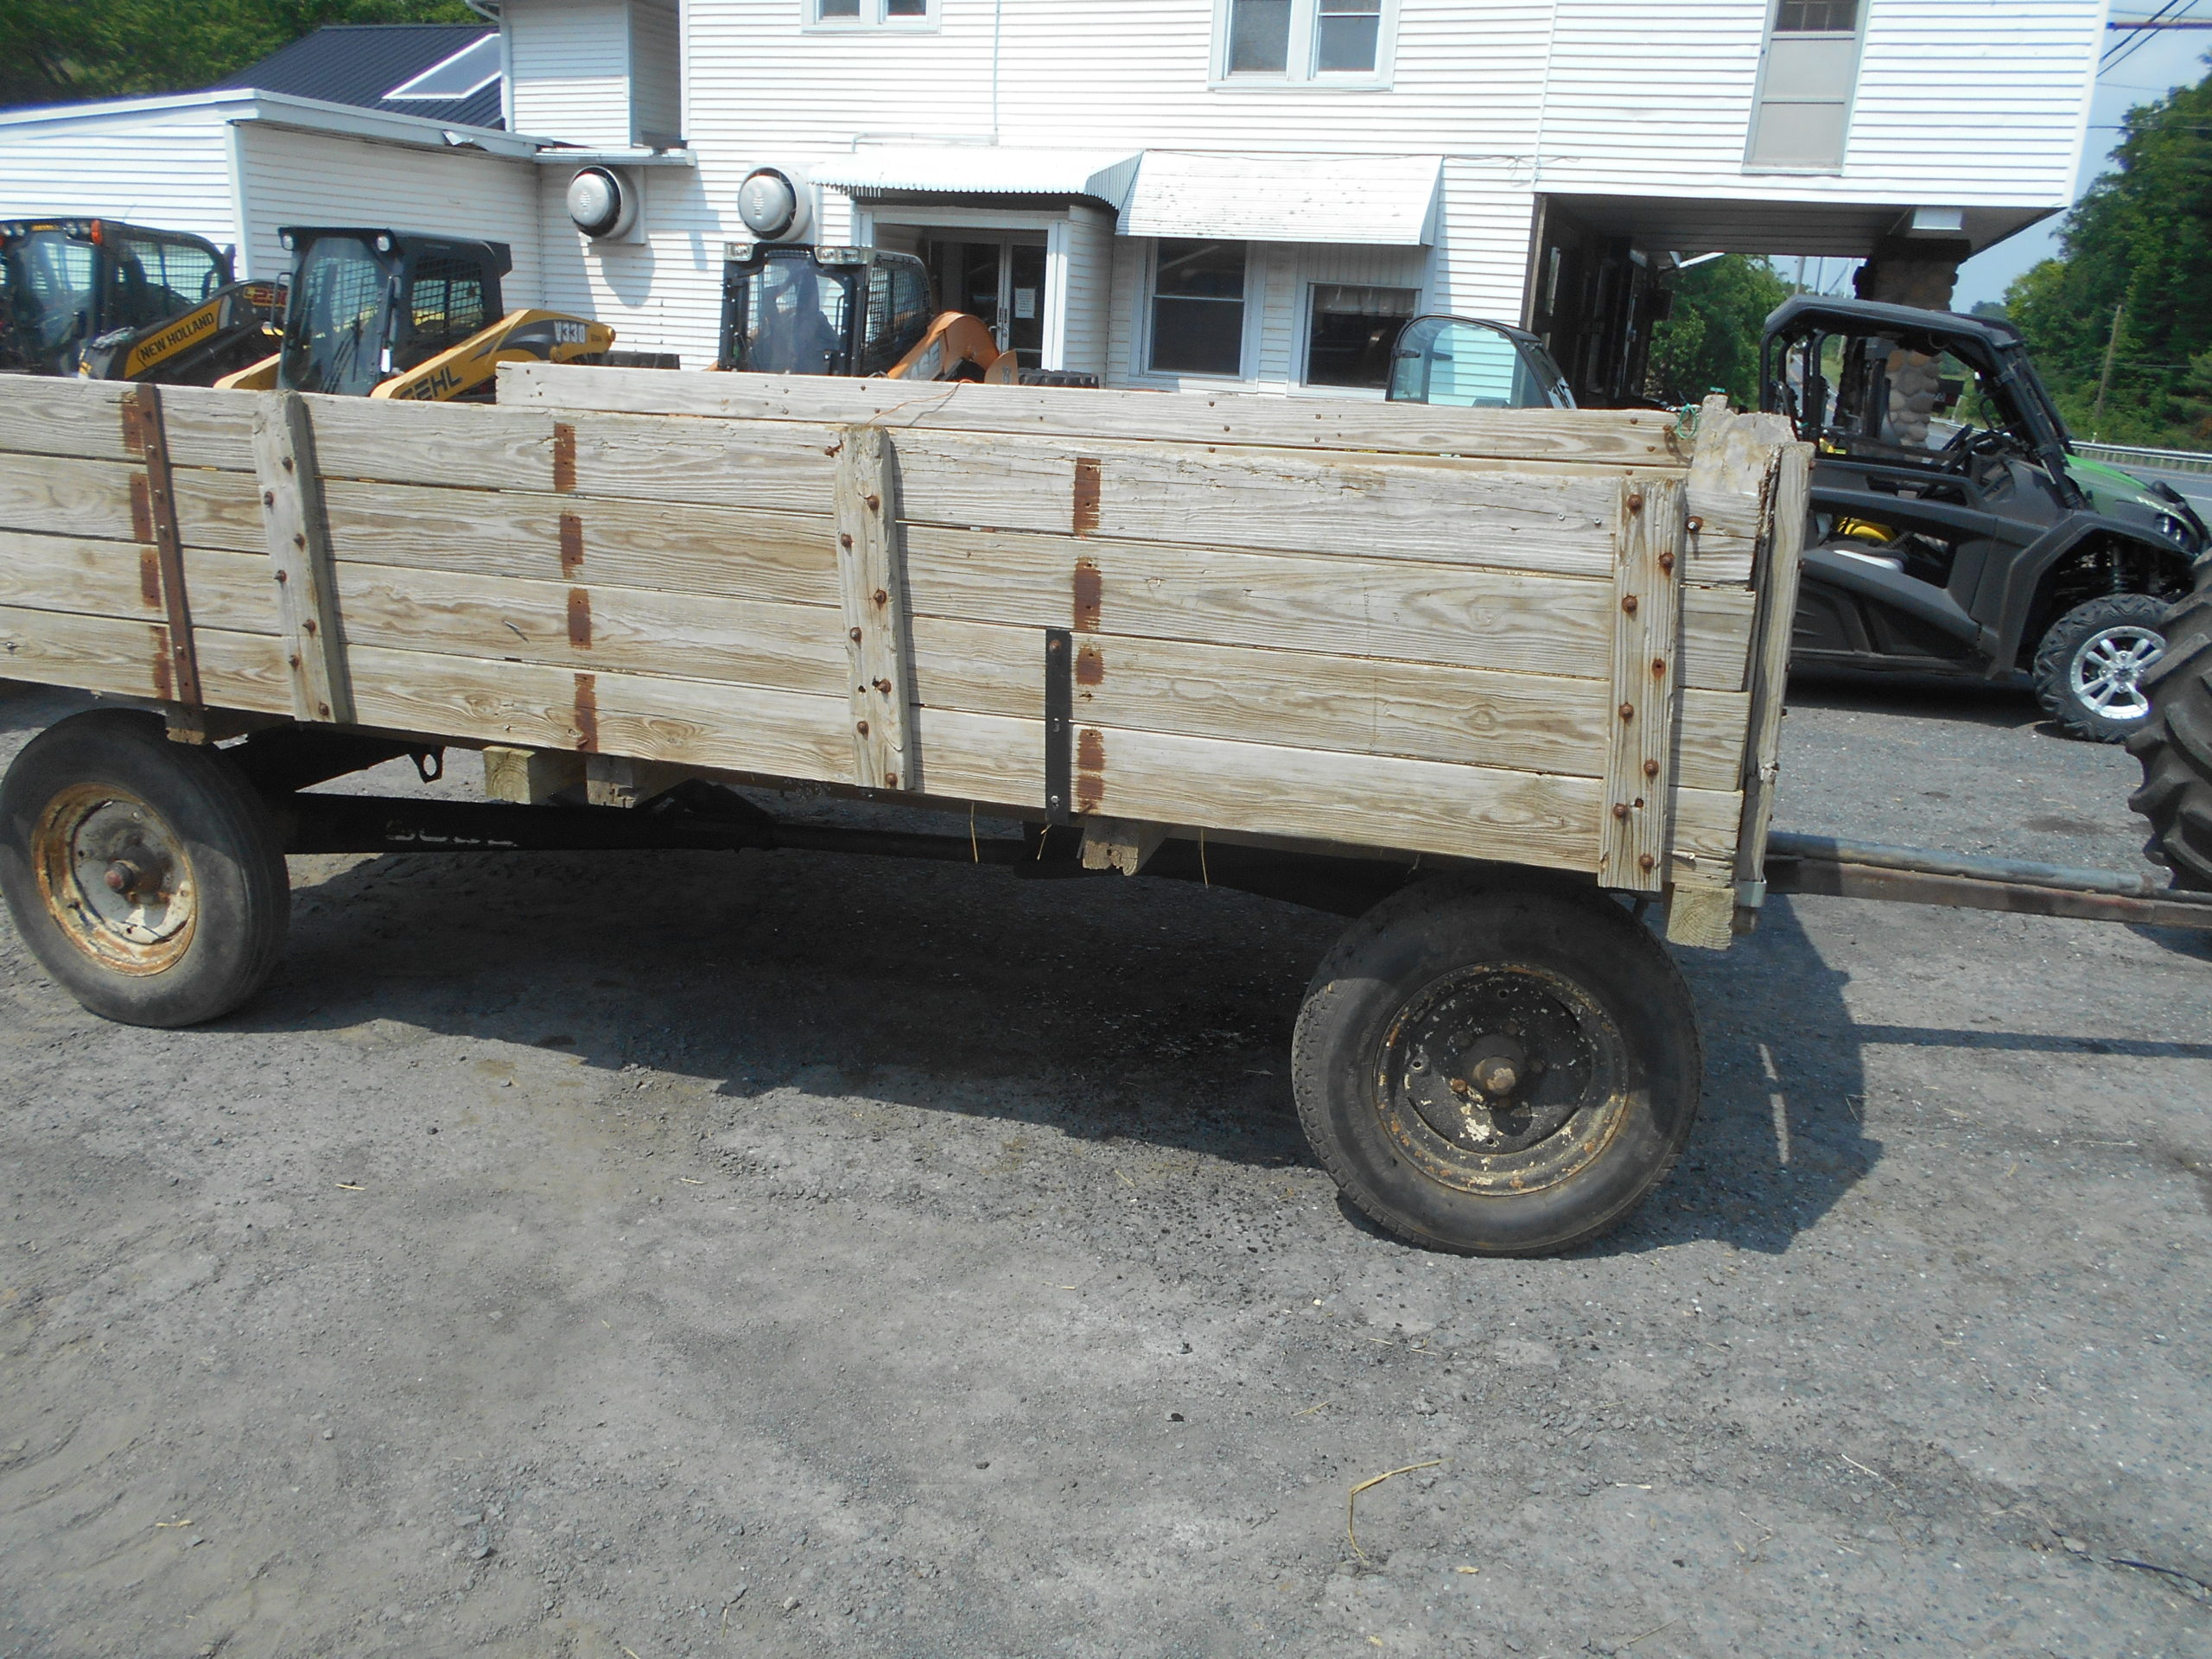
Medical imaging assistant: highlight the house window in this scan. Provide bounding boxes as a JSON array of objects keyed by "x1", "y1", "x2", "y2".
[
  {"x1": 813, "y1": 0, "x2": 932, "y2": 23},
  {"x1": 1149, "y1": 239, "x2": 1248, "y2": 378},
  {"x1": 1305, "y1": 283, "x2": 1416, "y2": 389},
  {"x1": 1314, "y1": 0, "x2": 1381, "y2": 73},
  {"x1": 1217, "y1": 0, "x2": 1394, "y2": 81},
  {"x1": 1745, "y1": 0, "x2": 1864, "y2": 173}
]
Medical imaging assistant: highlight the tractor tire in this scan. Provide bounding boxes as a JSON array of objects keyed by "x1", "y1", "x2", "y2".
[
  {"x1": 0, "y1": 709, "x2": 289, "y2": 1026},
  {"x1": 2032, "y1": 593, "x2": 2171, "y2": 742},
  {"x1": 1292, "y1": 876, "x2": 1700, "y2": 1257},
  {"x1": 2127, "y1": 566, "x2": 2212, "y2": 891}
]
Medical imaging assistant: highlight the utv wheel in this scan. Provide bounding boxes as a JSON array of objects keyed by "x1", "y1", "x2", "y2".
[
  {"x1": 0, "y1": 710, "x2": 289, "y2": 1027},
  {"x1": 1291, "y1": 879, "x2": 1701, "y2": 1257},
  {"x1": 2033, "y1": 594, "x2": 2170, "y2": 741},
  {"x1": 2127, "y1": 570, "x2": 2212, "y2": 891}
]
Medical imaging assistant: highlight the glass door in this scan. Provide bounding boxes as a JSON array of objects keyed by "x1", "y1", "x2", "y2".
[{"x1": 923, "y1": 235, "x2": 1051, "y2": 368}]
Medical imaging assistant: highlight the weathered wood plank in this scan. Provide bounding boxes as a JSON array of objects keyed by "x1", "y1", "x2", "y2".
[
  {"x1": 0, "y1": 604, "x2": 169, "y2": 699},
  {"x1": 194, "y1": 626, "x2": 296, "y2": 715},
  {"x1": 499, "y1": 363, "x2": 1687, "y2": 465},
  {"x1": 0, "y1": 378, "x2": 138, "y2": 461},
  {"x1": 339, "y1": 644, "x2": 856, "y2": 784},
  {"x1": 329, "y1": 563, "x2": 843, "y2": 694},
  {"x1": 563, "y1": 412, "x2": 840, "y2": 511},
  {"x1": 302, "y1": 395, "x2": 559, "y2": 491},
  {"x1": 1599, "y1": 477, "x2": 1687, "y2": 892},
  {"x1": 0, "y1": 531, "x2": 276, "y2": 635},
  {"x1": 0, "y1": 453, "x2": 143, "y2": 543},
  {"x1": 319, "y1": 480, "x2": 837, "y2": 604},
  {"x1": 171, "y1": 466, "x2": 269, "y2": 553},
  {"x1": 1680, "y1": 586, "x2": 1755, "y2": 694},
  {"x1": 253, "y1": 392, "x2": 353, "y2": 724},
  {"x1": 834, "y1": 425, "x2": 917, "y2": 790},
  {"x1": 122, "y1": 384, "x2": 203, "y2": 707},
  {"x1": 1734, "y1": 439, "x2": 1815, "y2": 889},
  {"x1": 158, "y1": 385, "x2": 260, "y2": 473},
  {"x1": 892, "y1": 430, "x2": 1627, "y2": 579}
]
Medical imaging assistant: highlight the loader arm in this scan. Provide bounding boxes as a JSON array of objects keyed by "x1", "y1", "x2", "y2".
[{"x1": 371, "y1": 308, "x2": 616, "y2": 402}]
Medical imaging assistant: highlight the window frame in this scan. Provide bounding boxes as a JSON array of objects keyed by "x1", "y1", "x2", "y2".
[
  {"x1": 1140, "y1": 237, "x2": 1257, "y2": 384},
  {"x1": 1299, "y1": 279, "x2": 1420, "y2": 394},
  {"x1": 1743, "y1": 0, "x2": 1866, "y2": 175},
  {"x1": 804, "y1": 0, "x2": 938, "y2": 31},
  {"x1": 1210, "y1": 0, "x2": 1398, "y2": 90}
]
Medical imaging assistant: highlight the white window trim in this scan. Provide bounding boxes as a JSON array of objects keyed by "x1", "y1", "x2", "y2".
[
  {"x1": 1742, "y1": 0, "x2": 1866, "y2": 176},
  {"x1": 1134, "y1": 238, "x2": 1262, "y2": 385},
  {"x1": 1209, "y1": 0, "x2": 1398, "y2": 92},
  {"x1": 803, "y1": 0, "x2": 938, "y2": 31}
]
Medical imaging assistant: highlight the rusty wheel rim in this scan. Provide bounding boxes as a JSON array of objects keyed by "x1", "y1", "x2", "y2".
[
  {"x1": 1374, "y1": 964, "x2": 1630, "y2": 1197},
  {"x1": 31, "y1": 782, "x2": 198, "y2": 976}
]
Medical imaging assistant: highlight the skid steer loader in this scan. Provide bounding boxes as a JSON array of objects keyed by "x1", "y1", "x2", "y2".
[
  {"x1": 217, "y1": 226, "x2": 664, "y2": 401},
  {"x1": 715, "y1": 240, "x2": 1094, "y2": 386},
  {"x1": 0, "y1": 218, "x2": 280, "y2": 383}
]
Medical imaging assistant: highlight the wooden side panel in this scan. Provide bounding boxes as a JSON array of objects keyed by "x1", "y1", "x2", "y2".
[
  {"x1": 498, "y1": 362, "x2": 1687, "y2": 465},
  {"x1": 158, "y1": 386, "x2": 260, "y2": 473},
  {"x1": 1681, "y1": 586, "x2": 1755, "y2": 693},
  {"x1": 305, "y1": 395, "x2": 559, "y2": 491},
  {"x1": 0, "y1": 605, "x2": 171, "y2": 700},
  {"x1": 194, "y1": 627, "x2": 296, "y2": 715},
  {"x1": 171, "y1": 467, "x2": 270, "y2": 553},
  {"x1": 0, "y1": 379, "x2": 138, "y2": 462},
  {"x1": 0, "y1": 454, "x2": 143, "y2": 543}
]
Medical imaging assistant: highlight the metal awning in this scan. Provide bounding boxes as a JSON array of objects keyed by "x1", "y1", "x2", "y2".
[
  {"x1": 1118, "y1": 151, "x2": 1443, "y2": 245},
  {"x1": 812, "y1": 146, "x2": 1141, "y2": 204}
]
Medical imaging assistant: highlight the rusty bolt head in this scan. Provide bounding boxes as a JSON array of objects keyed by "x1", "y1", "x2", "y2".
[
  {"x1": 873, "y1": 588, "x2": 889, "y2": 606},
  {"x1": 262, "y1": 490, "x2": 276, "y2": 507},
  {"x1": 1643, "y1": 759, "x2": 1660, "y2": 779},
  {"x1": 1618, "y1": 702, "x2": 1635, "y2": 721},
  {"x1": 885, "y1": 772, "x2": 898, "y2": 787},
  {"x1": 1612, "y1": 802, "x2": 1631, "y2": 820},
  {"x1": 1651, "y1": 656, "x2": 1668, "y2": 677},
  {"x1": 274, "y1": 569, "x2": 289, "y2": 583},
  {"x1": 849, "y1": 626, "x2": 863, "y2": 643},
  {"x1": 103, "y1": 860, "x2": 141, "y2": 895},
  {"x1": 855, "y1": 720, "x2": 870, "y2": 736},
  {"x1": 1686, "y1": 516, "x2": 1704, "y2": 532},
  {"x1": 1471, "y1": 1055, "x2": 1520, "y2": 1097},
  {"x1": 874, "y1": 677, "x2": 893, "y2": 694},
  {"x1": 302, "y1": 620, "x2": 317, "y2": 636},
  {"x1": 293, "y1": 533, "x2": 307, "y2": 550},
  {"x1": 1639, "y1": 853, "x2": 1656, "y2": 873},
  {"x1": 1658, "y1": 550, "x2": 1676, "y2": 573},
  {"x1": 281, "y1": 455, "x2": 296, "y2": 473},
  {"x1": 316, "y1": 702, "x2": 332, "y2": 719},
  {"x1": 866, "y1": 493, "x2": 881, "y2": 512},
  {"x1": 1621, "y1": 594, "x2": 1638, "y2": 614},
  {"x1": 1627, "y1": 489, "x2": 1645, "y2": 513},
  {"x1": 839, "y1": 532, "x2": 854, "y2": 549}
]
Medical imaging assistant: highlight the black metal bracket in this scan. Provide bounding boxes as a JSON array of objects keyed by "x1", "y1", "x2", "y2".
[{"x1": 1044, "y1": 627, "x2": 1071, "y2": 826}]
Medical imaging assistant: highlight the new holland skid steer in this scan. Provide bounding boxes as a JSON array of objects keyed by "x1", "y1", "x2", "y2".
[
  {"x1": 0, "y1": 218, "x2": 281, "y2": 384},
  {"x1": 218, "y1": 226, "x2": 658, "y2": 401}
]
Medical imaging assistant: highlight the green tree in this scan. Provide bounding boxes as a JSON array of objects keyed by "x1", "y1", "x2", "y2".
[
  {"x1": 2005, "y1": 63, "x2": 2212, "y2": 445},
  {"x1": 1646, "y1": 254, "x2": 1792, "y2": 408},
  {"x1": 0, "y1": 0, "x2": 480, "y2": 110}
]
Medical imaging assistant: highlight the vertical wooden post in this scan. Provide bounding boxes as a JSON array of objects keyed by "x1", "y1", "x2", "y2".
[
  {"x1": 252, "y1": 391, "x2": 353, "y2": 725},
  {"x1": 121, "y1": 384, "x2": 201, "y2": 711},
  {"x1": 832, "y1": 424, "x2": 916, "y2": 791},
  {"x1": 1732, "y1": 440, "x2": 1814, "y2": 906},
  {"x1": 1599, "y1": 474, "x2": 1685, "y2": 893}
]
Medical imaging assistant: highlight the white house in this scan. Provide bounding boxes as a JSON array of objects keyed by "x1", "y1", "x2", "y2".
[{"x1": 2, "y1": 1, "x2": 2106, "y2": 401}]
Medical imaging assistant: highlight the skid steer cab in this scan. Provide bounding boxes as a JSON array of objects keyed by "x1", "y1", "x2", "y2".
[
  {"x1": 1, "y1": 218, "x2": 276, "y2": 381},
  {"x1": 219, "y1": 226, "x2": 627, "y2": 401},
  {"x1": 715, "y1": 241, "x2": 1025, "y2": 384}
]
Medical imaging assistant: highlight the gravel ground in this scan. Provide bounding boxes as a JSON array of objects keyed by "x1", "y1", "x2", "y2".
[{"x1": 0, "y1": 670, "x2": 2207, "y2": 1659}]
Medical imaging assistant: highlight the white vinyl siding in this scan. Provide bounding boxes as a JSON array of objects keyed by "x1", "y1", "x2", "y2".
[
  {"x1": 0, "y1": 107, "x2": 240, "y2": 261},
  {"x1": 508, "y1": 0, "x2": 634, "y2": 149},
  {"x1": 629, "y1": 0, "x2": 684, "y2": 146},
  {"x1": 1058, "y1": 204, "x2": 1116, "y2": 379},
  {"x1": 236, "y1": 125, "x2": 542, "y2": 304}
]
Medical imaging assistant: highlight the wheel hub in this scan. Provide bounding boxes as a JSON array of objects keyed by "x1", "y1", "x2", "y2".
[
  {"x1": 1378, "y1": 966, "x2": 1629, "y2": 1194},
  {"x1": 32, "y1": 785, "x2": 198, "y2": 974},
  {"x1": 2072, "y1": 625, "x2": 2164, "y2": 721}
]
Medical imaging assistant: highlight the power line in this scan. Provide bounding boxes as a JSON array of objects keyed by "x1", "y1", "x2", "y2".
[{"x1": 2102, "y1": 0, "x2": 2197, "y2": 71}]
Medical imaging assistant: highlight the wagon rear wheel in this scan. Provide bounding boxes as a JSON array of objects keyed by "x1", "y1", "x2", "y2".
[
  {"x1": 1292, "y1": 879, "x2": 1700, "y2": 1256},
  {"x1": 0, "y1": 710, "x2": 289, "y2": 1027}
]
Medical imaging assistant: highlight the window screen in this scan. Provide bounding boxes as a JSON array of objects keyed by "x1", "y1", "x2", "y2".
[
  {"x1": 1774, "y1": 0, "x2": 1857, "y2": 29},
  {"x1": 1149, "y1": 239, "x2": 1247, "y2": 378},
  {"x1": 1315, "y1": 0, "x2": 1381, "y2": 72},
  {"x1": 1747, "y1": 0, "x2": 1863, "y2": 170},
  {"x1": 117, "y1": 235, "x2": 224, "y2": 328},
  {"x1": 1227, "y1": 0, "x2": 1292, "y2": 73},
  {"x1": 1305, "y1": 284, "x2": 1415, "y2": 388},
  {"x1": 817, "y1": 0, "x2": 861, "y2": 16}
]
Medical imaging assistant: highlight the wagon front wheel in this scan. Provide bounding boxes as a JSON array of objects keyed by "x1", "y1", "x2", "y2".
[
  {"x1": 0, "y1": 710, "x2": 289, "y2": 1027},
  {"x1": 1292, "y1": 879, "x2": 1700, "y2": 1256}
]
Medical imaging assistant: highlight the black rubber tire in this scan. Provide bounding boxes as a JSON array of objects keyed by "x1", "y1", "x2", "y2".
[
  {"x1": 2032, "y1": 592, "x2": 2172, "y2": 742},
  {"x1": 1291, "y1": 877, "x2": 1702, "y2": 1257},
  {"x1": 2126, "y1": 566, "x2": 2212, "y2": 891},
  {"x1": 0, "y1": 709, "x2": 289, "y2": 1027}
]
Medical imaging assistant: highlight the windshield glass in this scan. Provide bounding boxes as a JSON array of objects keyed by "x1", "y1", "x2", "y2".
[
  {"x1": 1387, "y1": 316, "x2": 1573, "y2": 409},
  {"x1": 281, "y1": 236, "x2": 391, "y2": 396},
  {"x1": 3, "y1": 229, "x2": 99, "y2": 366},
  {"x1": 724, "y1": 257, "x2": 858, "y2": 375}
]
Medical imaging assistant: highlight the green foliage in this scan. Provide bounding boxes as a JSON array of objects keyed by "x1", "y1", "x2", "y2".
[
  {"x1": 0, "y1": 0, "x2": 480, "y2": 109},
  {"x1": 1646, "y1": 254, "x2": 1792, "y2": 408},
  {"x1": 2004, "y1": 64, "x2": 2212, "y2": 446}
]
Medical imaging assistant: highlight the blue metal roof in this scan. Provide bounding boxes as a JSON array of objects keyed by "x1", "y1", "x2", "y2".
[{"x1": 208, "y1": 24, "x2": 504, "y2": 130}]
